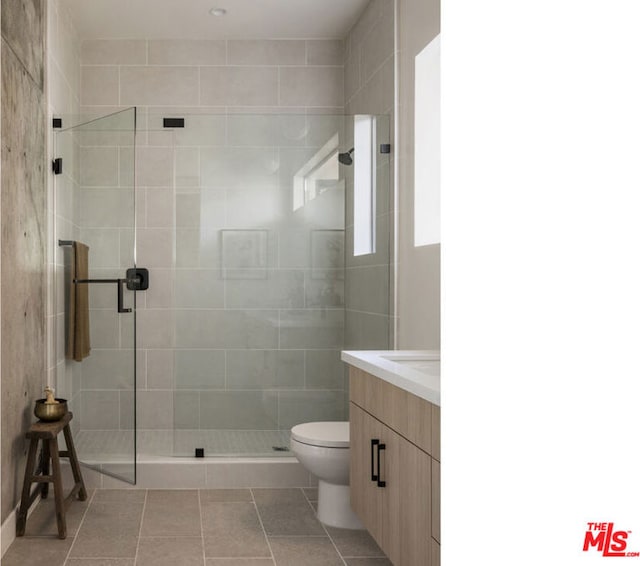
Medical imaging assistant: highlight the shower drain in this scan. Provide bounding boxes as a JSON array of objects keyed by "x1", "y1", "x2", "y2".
[{"x1": 272, "y1": 446, "x2": 290, "y2": 452}]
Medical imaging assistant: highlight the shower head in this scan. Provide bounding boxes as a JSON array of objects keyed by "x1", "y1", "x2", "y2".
[{"x1": 338, "y1": 148, "x2": 354, "y2": 166}]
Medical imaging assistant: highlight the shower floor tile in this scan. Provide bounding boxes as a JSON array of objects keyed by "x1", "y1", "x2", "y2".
[{"x1": 2, "y1": 488, "x2": 390, "y2": 566}]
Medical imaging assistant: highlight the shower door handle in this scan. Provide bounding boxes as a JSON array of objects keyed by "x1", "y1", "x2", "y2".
[
  {"x1": 73, "y1": 278, "x2": 132, "y2": 314},
  {"x1": 117, "y1": 279, "x2": 132, "y2": 313},
  {"x1": 74, "y1": 269, "x2": 148, "y2": 314}
]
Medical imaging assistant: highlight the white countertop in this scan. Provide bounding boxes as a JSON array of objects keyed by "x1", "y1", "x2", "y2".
[{"x1": 341, "y1": 350, "x2": 440, "y2": 406}]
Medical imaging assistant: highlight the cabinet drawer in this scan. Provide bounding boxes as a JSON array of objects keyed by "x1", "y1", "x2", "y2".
[{"x1": 350, "y1": 366, "x2": 435, "y2": 456}]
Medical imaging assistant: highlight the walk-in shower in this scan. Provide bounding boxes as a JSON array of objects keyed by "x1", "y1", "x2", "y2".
[{"x1": 52, "y1": 109, "x2": 392, "y2": 484}]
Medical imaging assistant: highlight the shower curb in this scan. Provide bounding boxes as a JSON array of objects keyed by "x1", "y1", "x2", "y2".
[{"x1": 57, "y1": 457, "x2": 316, "y2": 490}]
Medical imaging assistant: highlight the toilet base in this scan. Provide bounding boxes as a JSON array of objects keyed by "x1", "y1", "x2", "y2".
[{"x1": 316, "y1": 480, "x2": 364, "y2": 530}]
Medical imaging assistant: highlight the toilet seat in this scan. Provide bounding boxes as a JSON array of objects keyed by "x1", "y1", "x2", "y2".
[{"x1": 291, "y1": 422, "x2": 349, "y2": 448}]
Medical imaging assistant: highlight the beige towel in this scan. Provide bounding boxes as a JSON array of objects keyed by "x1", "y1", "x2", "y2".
[{"x1": 66, "y1": 242, "x2": 91, "y2": 361}]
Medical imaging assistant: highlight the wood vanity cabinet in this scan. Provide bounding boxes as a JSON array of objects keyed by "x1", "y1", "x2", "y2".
[{"x1": 349, "y1": 367, "x2": 440, "y2": 566}]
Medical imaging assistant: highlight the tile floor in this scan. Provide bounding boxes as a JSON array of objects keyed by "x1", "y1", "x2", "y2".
[{"x1": 3, "y1": 488, "x2": 393, "y2": 566}]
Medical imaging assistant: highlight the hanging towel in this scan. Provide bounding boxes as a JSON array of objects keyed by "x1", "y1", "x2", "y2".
[{"x1": 66, "y1": 242, "x2": 91, "y2": 361}]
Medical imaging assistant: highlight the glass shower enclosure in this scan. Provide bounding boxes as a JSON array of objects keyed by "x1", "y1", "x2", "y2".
[{"x1": 54, "y1": 109, "x2": 391, "y2": 480}]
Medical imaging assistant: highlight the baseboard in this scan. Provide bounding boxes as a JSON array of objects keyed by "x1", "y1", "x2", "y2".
[{"x1": 1, "y1": 494, "x2": 41, "y2": 558}]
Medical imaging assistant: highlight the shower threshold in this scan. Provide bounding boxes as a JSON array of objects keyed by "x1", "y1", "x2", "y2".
[
  {"x1": 73, "y1": 429, "x2": 293, "y2": 461},
  {"x1": 65, "y1": 429, "x2": 310, "y2": 489}
]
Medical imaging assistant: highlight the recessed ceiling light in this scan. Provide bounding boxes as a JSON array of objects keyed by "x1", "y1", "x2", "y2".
[{"x1": 209, "y1": 7, "x2": 227, "y2": 16}]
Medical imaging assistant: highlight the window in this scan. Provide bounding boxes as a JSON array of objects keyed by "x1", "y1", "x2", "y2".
[{"x1": 353, "y1": 114, "x2": 376, "y2": 256}]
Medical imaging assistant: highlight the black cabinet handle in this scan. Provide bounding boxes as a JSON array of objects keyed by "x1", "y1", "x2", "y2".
[
  {"x1": 377, "y1": 443, "x2": 386, "y2": 488},
  {"x1": 371, "y1": 439, "x2": 379, "y2": 481}
]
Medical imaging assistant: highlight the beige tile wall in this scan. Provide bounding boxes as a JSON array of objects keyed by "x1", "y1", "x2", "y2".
[
  {"x1": 343, "y1": 0, "x2": 395, "y2": 351},
  {"x1": 79, "y1": 39, "x2": 344, "y2": 110},
  {"x1": 78, "y1": 38, "x2": 348, "y2": 450}
]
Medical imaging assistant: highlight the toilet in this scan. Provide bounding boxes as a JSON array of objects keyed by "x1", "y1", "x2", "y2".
[{"x1": 290, "y1": 421, "x2": 364, "y2": 530}]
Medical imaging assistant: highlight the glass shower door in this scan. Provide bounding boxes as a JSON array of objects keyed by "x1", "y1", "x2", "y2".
[
  {"x1": 54, "y1": 108, "x2": 138, "y2": 483},
  {"x1": 136, "y1": 112, "x2": 390, "y2": 458}
]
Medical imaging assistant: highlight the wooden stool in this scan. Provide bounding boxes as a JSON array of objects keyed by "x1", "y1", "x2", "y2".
[{"x1": 16, "y1": 412, "x2": 87, "y2": 539}]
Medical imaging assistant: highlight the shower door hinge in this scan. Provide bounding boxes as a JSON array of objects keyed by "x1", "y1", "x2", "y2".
[
  {"x1": 52, "y1": 158, "x2": 62, "y2": 175},
  {"x1": 52, "y1": 118, "x2": 62, "y2": 129},
  {"x1": 380, "y1": 143, "x2": 391, "y2": 154}
]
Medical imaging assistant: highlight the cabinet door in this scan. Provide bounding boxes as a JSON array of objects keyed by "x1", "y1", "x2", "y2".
[
  {"x1": 350, "y1": 402, "x2": 384, "y2": 545},
  {"x1": 432, "y1": 458, "x2": 440, "y2": 543},
  {"x1": 430, "y1": 537, "x2": 441, "y2": 566},
  {"x1": 383, "y1": 425, "x2": 432, "y2": 566}
]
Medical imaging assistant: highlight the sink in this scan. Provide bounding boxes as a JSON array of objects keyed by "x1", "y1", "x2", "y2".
[
  {"x1": 380, "y1": 352, "x2": 440, "y2": 375},
  {"x1": 383, "y1": 359, "x2": 440, "y2": 373},
  {"x1": 341, "y1": 350, "x2": 441, "y2": 406}
]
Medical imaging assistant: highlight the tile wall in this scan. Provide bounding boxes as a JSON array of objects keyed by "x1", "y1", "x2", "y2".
[
  {"x1": 79, "y1": 39, "x2": 344, "y2": 111},
  {"x1": 343, "y1": 0, "x2": 396, "y2": 351},
  {"x1": 77, "y1": 38, "x2": 351, "y2": 454}
]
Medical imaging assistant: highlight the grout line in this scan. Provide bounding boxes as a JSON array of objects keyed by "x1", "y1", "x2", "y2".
[
  {"x1": 251, "y1": 488, "x2": 277, "y2": 565},
  {"x1": 222, "y1": 349, "x2": 228, "y2": 390},
  {"x1": 277, "y1": 66, "x2": 281, "y2": 106},
  {"x1": 198, "y1": 489, "x2": 206, "y2": 564},
  {"x1": 341, "y1": 554, "x2": 389, "y2": 559},
  {"x1": 62, "y1": 488, "x2": 97, "y2": 565},
  {"x1": 267, "y1": 534, "x2": 328, "y2": 538},
  {"x1": 303, "y1": 349, "x2": 307, "y2": 389},
  {"x1": 302, "y1": 492, "x2": 348, "y2": 565},
  {"x1": 133, "y1": 489, "x2": 149, "y2": 564}
]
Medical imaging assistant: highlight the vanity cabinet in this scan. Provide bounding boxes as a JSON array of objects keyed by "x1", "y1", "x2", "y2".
[{"x1": 349, "y1": 366, "x2": 440, "y2": 566}]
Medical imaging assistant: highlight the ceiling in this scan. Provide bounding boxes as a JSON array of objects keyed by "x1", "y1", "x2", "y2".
[{"x1": 61, "y1": 0, "x2": 371, "y2": 40}]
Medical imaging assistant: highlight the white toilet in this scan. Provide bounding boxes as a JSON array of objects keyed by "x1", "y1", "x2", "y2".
[{"x1": 290, "y1": 421, "x2": 364, "y2": 530}]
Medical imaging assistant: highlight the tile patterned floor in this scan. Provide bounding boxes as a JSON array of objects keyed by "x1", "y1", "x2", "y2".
[{"x1": 3, "y1": 488, "x2": 393, "y2": 566}]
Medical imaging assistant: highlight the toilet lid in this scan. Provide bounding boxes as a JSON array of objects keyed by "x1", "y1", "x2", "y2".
[{"x1": 291, "y1": 422, "x2": 350, "y2": 448}]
